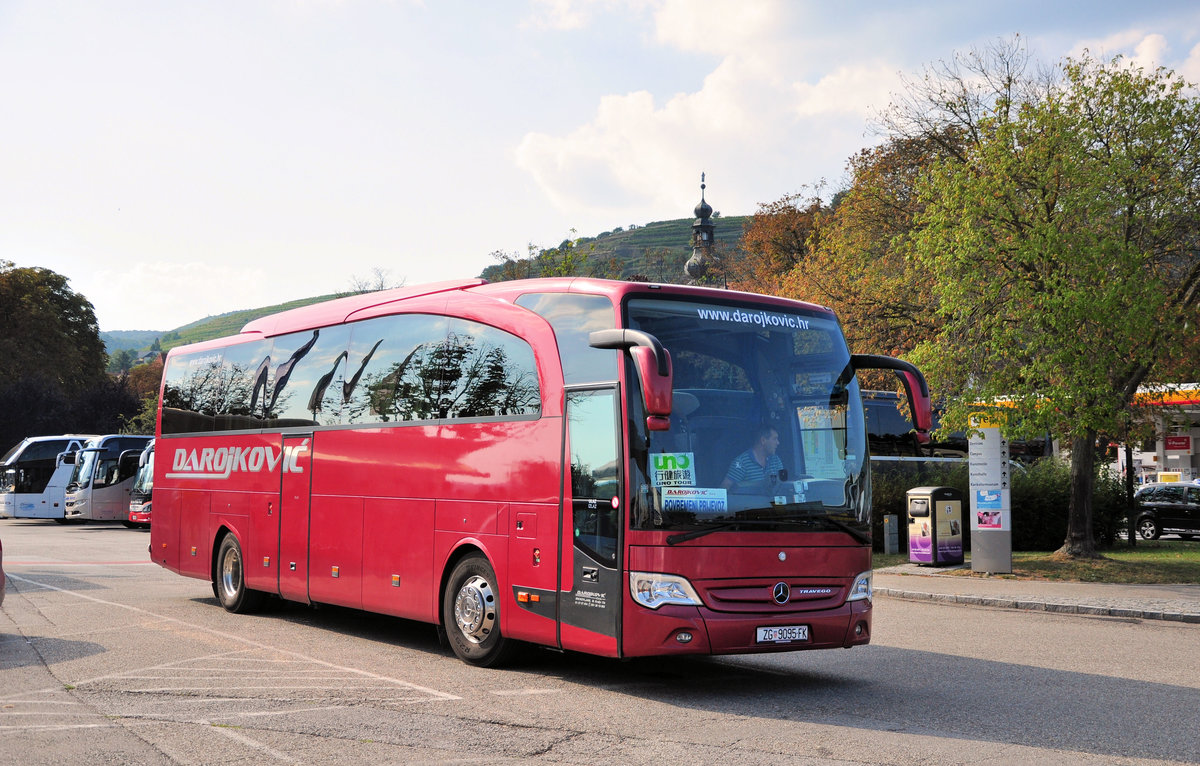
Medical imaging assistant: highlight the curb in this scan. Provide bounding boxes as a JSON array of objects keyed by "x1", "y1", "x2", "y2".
[{"x1": 874, "y1": 587, "x2": 1200, "y2": 624}]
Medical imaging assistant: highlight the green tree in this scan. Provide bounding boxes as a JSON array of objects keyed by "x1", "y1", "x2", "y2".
[
  {"x1": 108, "y1": 348, "x2": 137, "y2": 374},
  {"x1": 0, "y1": 261, "x2": 110, "y2": 452},
  {"x1": 909, "y1": 53, "x2": 1200, "y2": 557},
  {"x1": 485, "y1": 231, "x2": 600, "y2": 282},
  {"x1": 0, "y1": 260, "x2": 107, "y2": 395}
]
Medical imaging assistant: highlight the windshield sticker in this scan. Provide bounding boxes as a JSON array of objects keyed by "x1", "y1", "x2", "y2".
[
  {"x1": 797, "y1": 406, "x2": 844, "y2": 428},
  {"x1": 695, "y1": 307, "x2": 810, "y2": 330},
  {"x1": 651, "y1": 453, "x2": 696, "y2": 487},
  {"x1": 661, "y1": 487, "x2": 727, "y2": 514}
]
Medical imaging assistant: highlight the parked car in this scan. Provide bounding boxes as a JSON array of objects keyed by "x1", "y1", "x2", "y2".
[{"x1": 1132, "y1": 482, "x2": 1200, "y2": 540}]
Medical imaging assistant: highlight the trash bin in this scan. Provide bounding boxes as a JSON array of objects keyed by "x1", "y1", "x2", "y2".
[{"x1": 906, "y1": 487, "x2": 964, "y2": 566}]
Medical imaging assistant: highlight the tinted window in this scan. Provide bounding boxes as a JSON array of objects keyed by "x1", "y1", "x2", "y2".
[
  {"x1": 440, "y1": 319, "x2": 540, "y2": 418},
  {"x1": 23, "y1": 439, "x2": 73, "y2": 462},
  {"x1": 161, "y1": 349, "x2": 224, "y2": 434},
  {"x1": 218, "y1": 341, "x2": 272, "y2": 425},
  {"x1": 267, "y1": 326, "x2": 353, "y2": 427},
  {"x1": 516, "y1": 292, "x2": 617, "y2": 384},
  {"x1": 343, "y1": 314, "x2": 450, "y2": 423},
  {"x1": 1158, "y1": 486, "x2": 1186, "y2": 503},
  {"x1": 568, "y1": 388, "x2": 619, "y2": 564},
  {"x1": 161, "y1": 314, "x2": 541, "y2": 433}
]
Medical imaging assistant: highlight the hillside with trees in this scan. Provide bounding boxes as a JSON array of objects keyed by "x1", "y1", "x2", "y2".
[{"x1": 481, "y1": 215, "x2": 750, "y2": 284}]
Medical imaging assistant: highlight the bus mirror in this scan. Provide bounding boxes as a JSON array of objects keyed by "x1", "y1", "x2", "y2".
[
  {"x1": 589, "y1": 329, "x2": 674, "y2": 429},
  {"x1": 850, "y1": 354, "x2": 933, "y2": 443}
]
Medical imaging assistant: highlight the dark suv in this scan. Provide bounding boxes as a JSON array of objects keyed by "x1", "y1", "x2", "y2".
[{"x1": 1132, "y1": 482, "x2": 1200, "y2": 540}]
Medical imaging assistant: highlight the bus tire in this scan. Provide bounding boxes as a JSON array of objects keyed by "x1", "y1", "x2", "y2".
[
  {"x1": 442, "y1": 555, "x2": 518, "y2": 667},
  {"x1": 215, "y1": 535, "x2": 265, "y2": 614}
]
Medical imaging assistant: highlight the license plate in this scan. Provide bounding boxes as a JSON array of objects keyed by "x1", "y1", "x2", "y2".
[{"x1": 756, "y1": 625, "x2": 809, "y2": 643}]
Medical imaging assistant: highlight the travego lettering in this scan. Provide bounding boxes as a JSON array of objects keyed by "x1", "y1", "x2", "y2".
[{"x1": 166, "y1": 441, "x2": 309, "y2": 480}]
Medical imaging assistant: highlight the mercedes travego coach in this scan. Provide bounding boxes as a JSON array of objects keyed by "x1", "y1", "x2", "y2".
[
  {"x1": 151, "y1": 278, "x2": 931, "y2": 666},
  {"x1": 65, "y1": 435, "x2": 153, "y2": 521},
  {"x1": 1, "y1": 435, "x2": 96, "y2": 519}
]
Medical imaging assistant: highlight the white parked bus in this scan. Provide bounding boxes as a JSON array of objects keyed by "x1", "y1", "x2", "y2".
[
  {"x1": 1, "y1": 435, "x2": 96, "y2": 519},
  {"x1": 64, "y1": 435, "x2": 153, "y2": 521}
]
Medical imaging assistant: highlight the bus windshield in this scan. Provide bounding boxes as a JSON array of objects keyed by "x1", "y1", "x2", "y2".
[
  {"x1": 69, "y1": 449, "x2": 102, "y2": 490},
  {"x1": 625, "y1": 297, "x2": 868, "y2": 537},
  {"x1": 132, "y1": 450, "x2": 154, "y2": 496}
]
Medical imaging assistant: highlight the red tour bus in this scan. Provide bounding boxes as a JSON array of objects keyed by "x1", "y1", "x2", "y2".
[{"x1": 151, "y1": 278, "x2": 931, "y2": 666}]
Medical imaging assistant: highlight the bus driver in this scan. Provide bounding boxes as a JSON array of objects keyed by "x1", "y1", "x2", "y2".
[{"x1": 721, "y1": 424, "x2": 785, "y2": 493}]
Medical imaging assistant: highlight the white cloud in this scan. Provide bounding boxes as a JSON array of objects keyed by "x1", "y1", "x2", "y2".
[
  {"x1": 653, "y1": 0, "x2": 785, "y2": 56},
  {"x1": 792, "y1": 63, "x2": 902, "y2": 118},
  {"x1": 1069, "y1": 29, "x2": 1177, "y2": 71},
  {"x1": 514, "y1": 0, "x2": 892, "y2": 220},
  {"x1": 1180, "y1": 41, "x2": 1200, "y2": 84},
  {"x1": 523, "y1": 0, "x2": 652, "y2": 30}
]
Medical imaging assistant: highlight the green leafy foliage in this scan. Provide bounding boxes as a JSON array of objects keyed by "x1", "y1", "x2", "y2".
[
  {"x1": 870, "y1": 458, "x2": 1125, "y2": 552},
  {"x1": 0, "y1": 261, "x2": 132, "y2": 453},
  {"x1": 903, "y1": 50, "x2": 1200, "y2": 556}
]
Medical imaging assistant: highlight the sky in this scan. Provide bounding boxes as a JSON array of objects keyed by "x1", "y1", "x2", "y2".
[{"x1": 4, "y1": 1, "x2": 1200, "y2": 332}]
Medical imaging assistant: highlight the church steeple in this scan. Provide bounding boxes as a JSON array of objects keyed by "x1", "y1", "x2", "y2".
[{"x1": 685, "y1": 173, "x2": 716, "y2": 283}]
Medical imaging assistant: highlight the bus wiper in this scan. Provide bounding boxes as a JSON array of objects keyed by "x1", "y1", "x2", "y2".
[
  {"x1": 791, "y1": 512, "x2": 871, "y2": 545},
  {"x1": 667, "y1": 522, "x2": 737, "y2": 545},
  {"x1": 665, "y1": 514, "x2": 870, "y2": 546},
  {"x1": 666, "y1": 520, "x2": 777, "y2": 545}
]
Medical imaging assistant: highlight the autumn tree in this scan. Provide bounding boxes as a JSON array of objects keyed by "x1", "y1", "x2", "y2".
[
  {"x1": 776, "y1": 133, "x2": 964, "y2": 358},
  {"x1": 731, "y1": 192, "x2": 825, "y2": 295},
  {"x1": 909, "y1": 52, "x2": 1200, "y2": 557}
]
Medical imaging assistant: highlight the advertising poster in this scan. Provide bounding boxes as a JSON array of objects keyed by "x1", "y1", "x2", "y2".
[
  {"x1": 908, "y1": 519, "x2": 933, "y2": 563},
  {"x1": 936, "y1": 500, "x2": 964, "y2": 560},
  {"x1": 968, "y1": 415, "x2": 1011, "y2": 532}
]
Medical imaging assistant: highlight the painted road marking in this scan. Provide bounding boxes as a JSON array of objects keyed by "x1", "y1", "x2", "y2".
[{"x1": 5, "y1": 572, "x2": 460, "y2": 703}]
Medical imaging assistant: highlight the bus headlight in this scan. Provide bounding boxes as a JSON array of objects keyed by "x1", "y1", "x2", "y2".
[
  {"x1": 629, "y1": 571, "x2": 702, "y2": 610},
  {"x1": 846, "y1": 570, "x2": 873, "y2": 602}
]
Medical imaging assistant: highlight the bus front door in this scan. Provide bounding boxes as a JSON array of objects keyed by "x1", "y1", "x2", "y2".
[
  {"x1": 277, "y1": 435, "x2": 313, "y2": 603},
  {"x1": 559, "y1": 388, "x2": 622, "y2": 656}
]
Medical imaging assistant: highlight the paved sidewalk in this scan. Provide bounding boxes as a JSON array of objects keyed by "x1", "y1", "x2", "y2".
[{"x1": 874, "y1": 563, "x2": 1200, "y2": 623}]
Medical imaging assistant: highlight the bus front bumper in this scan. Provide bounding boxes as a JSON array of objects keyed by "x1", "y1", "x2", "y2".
[{"x1": 622, "y1": 598, "x2": 871, "y2": 658}]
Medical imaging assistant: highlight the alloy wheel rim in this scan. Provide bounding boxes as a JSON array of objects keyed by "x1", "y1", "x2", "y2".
[{"x1": 453, "y1": 575, "x2": 495, "y2": 644}]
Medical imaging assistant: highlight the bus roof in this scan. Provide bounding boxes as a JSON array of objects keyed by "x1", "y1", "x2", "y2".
[
  {"x1": 221, "y1": 277, "x2": 835, "y2": 343},
  {"x1": 2, "y1": 435, "x2": 99, "y2": 464}
]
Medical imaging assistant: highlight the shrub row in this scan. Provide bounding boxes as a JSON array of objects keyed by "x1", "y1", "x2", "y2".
[{"x1": 870, "y1": 458, "x2": 1127, "y2": 553}]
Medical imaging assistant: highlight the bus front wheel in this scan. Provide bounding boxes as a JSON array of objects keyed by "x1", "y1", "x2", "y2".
[
  {"x1": 442, "y1": 555, "x2": 519, "y2": 667},
  {"x1": 215, "y1": 535, "x2": 265, "y2": 614}
]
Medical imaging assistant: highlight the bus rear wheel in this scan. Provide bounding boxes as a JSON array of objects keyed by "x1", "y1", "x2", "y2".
[
  {"x1": 442, "y1": 555, "x2": 519, "y2": 667},
  {"x1": 215, "y1": 535, "x2": 265, "y2": 614}
]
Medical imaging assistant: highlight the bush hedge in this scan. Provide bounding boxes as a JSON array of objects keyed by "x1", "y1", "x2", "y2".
[{"x1": 870, "y1": 457, "x2": 1126, "y2": 553}]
